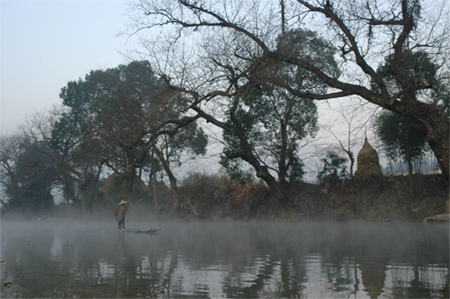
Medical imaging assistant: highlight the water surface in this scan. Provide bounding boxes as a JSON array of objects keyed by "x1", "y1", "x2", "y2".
[{"x1": 1, "y1": 220, "x2": 448, "y2": 298}]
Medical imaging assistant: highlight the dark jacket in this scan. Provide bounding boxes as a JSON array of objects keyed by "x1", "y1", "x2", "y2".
[{"x1": 114, "y1": 204, "x2": 127, "y2": 222}]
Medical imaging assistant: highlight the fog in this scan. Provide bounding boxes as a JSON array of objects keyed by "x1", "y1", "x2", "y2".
[{"x1": 1, "y1": 220, "x2": 449, "y2": 298}]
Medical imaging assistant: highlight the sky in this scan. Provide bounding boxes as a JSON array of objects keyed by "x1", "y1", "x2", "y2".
[{"x1": 1, "y1": 0, "x2": 133, "y2": 135}]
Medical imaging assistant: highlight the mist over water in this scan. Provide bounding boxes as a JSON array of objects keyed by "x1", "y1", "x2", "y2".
[{"x1": 1, "y1": 220, "x2": 449, "y2": 298}]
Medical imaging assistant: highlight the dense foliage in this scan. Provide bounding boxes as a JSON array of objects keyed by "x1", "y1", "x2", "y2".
[
  {"x1": 1, "y1": 61, "x2": 207, "y2": 214},
  {"x1": 374, "y1": 110, "x2": 428, "y2": 175},
  {"x1": 317, "y1": 151, "x2": 349, "y2": 182}
]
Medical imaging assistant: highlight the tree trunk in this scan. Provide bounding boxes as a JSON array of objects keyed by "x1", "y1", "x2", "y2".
[
  {"x1": 278, "y1": 119, "x2": 288, "y2": 196},
  {"x1": 241, "y1": 152, "x2": 283, "y2": 200},
  {"x1": 126, "y1": 165, "x2": 136, "y2": 204},
  {"x1": 149, "y1": 151, "x2": 158, "y2": 207},
  {"x1": 153, "y1": 176, "x2": 158, "y2": 207},
  {"x1": 167, "y1": 171, "x2": 179, "y2": 210},
  {"x1": 426, "y1": 121, "x2": 449, "y2": 180},
  {"x1": 62, "y1": 178, "x2": 80, "y2": 206},
  {"x1": 404, "y1": 118, "x2": 414, "y2": 191},
  {"x1": 152, "y1": 146, "x2": 180, "y2": 210},
  {"x1": 280, "y1": 0, "x2": 286, "y2": 35},
  {"x1": 349, "y1": 151, "x2": 355, "y2": 179},
  {"x1": 411, "y1": 103, "x2": 449, "y2": 182},
  {"x1": 227, "y1": 148, "x2": 282, "y2": 199}
]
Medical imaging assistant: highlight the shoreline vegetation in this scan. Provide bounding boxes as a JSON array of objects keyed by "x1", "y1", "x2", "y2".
[{"x1": 2, "y1": 173, "x2": 448, "y2": 223}]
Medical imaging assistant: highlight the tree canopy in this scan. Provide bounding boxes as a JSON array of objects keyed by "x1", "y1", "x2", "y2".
[
  {"x1": 374, "y1": 110, "x2": 428, "y2": 174},
  {"x1": 55, "y1": 60, "x2": 207, "y2": 205},
  {"x1": 126, "y1": 0, "x2": 450, "y2": 182},
  {"x1": 219, "y1": 28, "x2": 338, "y2": 198}
]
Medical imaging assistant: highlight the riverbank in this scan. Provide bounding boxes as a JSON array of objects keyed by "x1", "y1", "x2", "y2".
[
  {"x1": 122, "y1": 173, "x2": 449, "y2": 222},
  {"x1": 2, "y1": 174, "x2": 448, "y2": 222}
]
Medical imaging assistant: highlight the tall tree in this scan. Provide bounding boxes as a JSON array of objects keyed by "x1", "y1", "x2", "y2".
[
  {"x1": 5, "y1": 140, "x2": 58, "y2": 213},
  {"x1": 0, "y1": 134, "x2": 23, "y2": 209},
  {"x1": 217, "y1": 29, "x2": 333, "y2": 198},
  {"x1": 56, "y1": 60, "x2": 204, "y2": 207},
  {"x1": 0, "y1": 115, "x2": 59, "y2": 214},
  {"x1": 51, "y1": 99, "x2": 108, "y2": 213},
  {"x1": 126, "y1": 0, "x2": 450, "y2": 183}
]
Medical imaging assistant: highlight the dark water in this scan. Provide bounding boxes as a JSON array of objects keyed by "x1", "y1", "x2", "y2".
[{"x1": 1, "y1": 220, "x2": 448, "y2": 298}]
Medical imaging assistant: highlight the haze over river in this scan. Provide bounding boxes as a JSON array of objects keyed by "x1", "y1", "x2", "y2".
[{"x1": 1, "y1": 220, "x2": 448, "y2": 298}]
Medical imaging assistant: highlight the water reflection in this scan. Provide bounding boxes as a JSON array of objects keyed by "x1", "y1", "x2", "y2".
[{"x1": 1, "y1": 221, "x2": 448, "y2": 298}]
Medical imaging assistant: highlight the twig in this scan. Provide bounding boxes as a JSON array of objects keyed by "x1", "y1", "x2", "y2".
[{"x1": 187, "y1": 199, "x2": 198, "y2": 216}]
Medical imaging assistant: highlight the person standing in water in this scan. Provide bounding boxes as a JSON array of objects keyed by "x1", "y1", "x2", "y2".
[{"x1": 114, "y1": 200, "x2": 128, "y2": 229}]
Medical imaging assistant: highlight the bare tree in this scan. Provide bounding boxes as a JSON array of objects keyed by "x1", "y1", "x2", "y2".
[
  {"x1": 0, "y1": 109, "x2": 63, "y2": 213},
  {"x1": 125, "y1": 0, "x2": 450, "y2": 182},
  {"x1": 320, "y1": 98, "x2": 379, "y2": 178},
  {"x1": 0, "y1": 134, "x2": 22, "y2": 208}
]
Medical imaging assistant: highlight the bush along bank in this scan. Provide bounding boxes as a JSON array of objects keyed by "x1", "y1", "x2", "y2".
[
  {"x1": 129, "y1": 173, "x2": 449, "y2": 222},
  {"x1": 1, "y1": 173, "x2": 447, "y2": 222}
]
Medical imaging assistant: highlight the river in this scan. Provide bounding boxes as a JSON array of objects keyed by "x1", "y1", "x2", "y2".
[{"x1": 1, "y1": 220, "x2": 448, "y2": 298}]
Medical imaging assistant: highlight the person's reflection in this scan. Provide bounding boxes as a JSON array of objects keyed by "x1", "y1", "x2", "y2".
[
  {"x1": 116, "y1": 232, "x2": 127, "y2": 265},
  {"x1": 112, "y1": 232, "x2": 136, "y2": 296}
]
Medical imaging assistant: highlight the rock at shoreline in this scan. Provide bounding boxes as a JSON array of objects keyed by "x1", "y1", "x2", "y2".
[{"x1": 423, "y1": 214, "x2": 450, "y2": 223}]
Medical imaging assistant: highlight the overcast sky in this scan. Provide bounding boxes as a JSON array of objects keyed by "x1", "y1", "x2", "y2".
[{"x1": 1, "y1": 0, "x2": 132, "y2": 135}]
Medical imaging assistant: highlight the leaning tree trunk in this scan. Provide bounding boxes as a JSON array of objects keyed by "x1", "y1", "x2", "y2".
[
  {"x1": 166, "y1": 170, "x2": 180, "y2": 210},
  {"x1": 240, "y1": 151, "x2": 284, "y2": 200},
  {"x1": 408, "y1": 102, "x2": 449, "y2": 182},
  {"x1": 348, "y1": 151, "x2": 355, "y2": 179},
  {"x1": 425, "y1": 117, "x2": 449, "y2": 181},
  {"x1": 404, "y1": 118, "x2": 414, "y2": 192}
]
